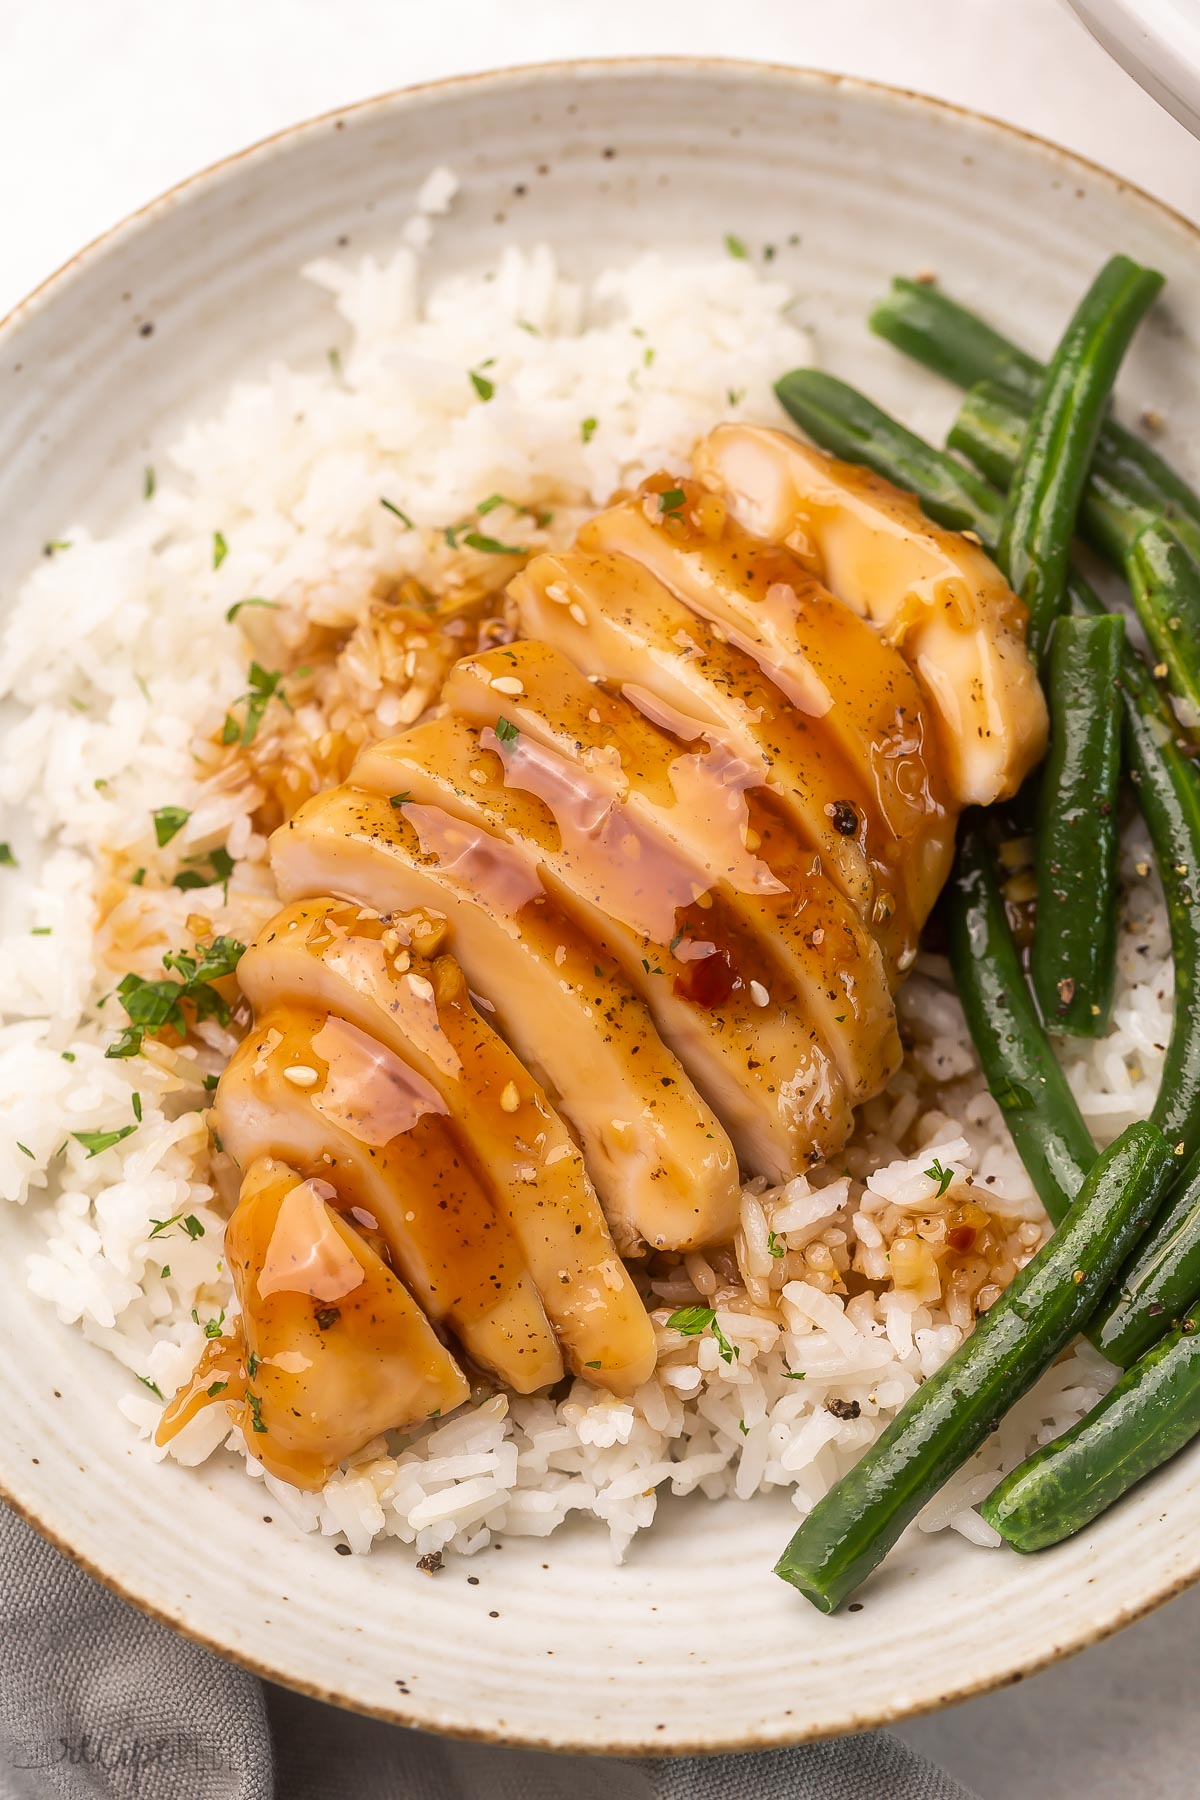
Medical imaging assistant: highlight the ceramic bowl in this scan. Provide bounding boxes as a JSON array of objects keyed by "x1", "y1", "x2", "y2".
[
  {"x1": 4, "y1": 60, "x2": 1200, "y2": 1755},
  {"x1": 1064, "y1": 0, "x2": 1200, "y2": 140}
]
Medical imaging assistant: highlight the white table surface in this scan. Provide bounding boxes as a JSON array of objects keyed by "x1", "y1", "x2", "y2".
[{"x1": 3, "y1": 2, "x2": 1199, "y2": 1793}]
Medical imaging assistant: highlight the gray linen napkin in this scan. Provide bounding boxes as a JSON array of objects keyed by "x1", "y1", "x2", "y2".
[{"x1": 0, "y1": 1507, "x2": 976, "y2": 1800}]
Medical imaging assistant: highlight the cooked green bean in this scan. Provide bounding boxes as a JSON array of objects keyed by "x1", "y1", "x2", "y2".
[
  {"x1": 1031, "y1": 615, "x2": 1124, "y2": 1036},
  {"x1": 1093, "y1": 1150, "x2": 1200, "y2": 1365},
  {"x1": 982, "y1": 1313, "x2": 1200, "y2": 1552},
  {"x1": 774, "y1": 1123, "x2": 1173, "y2": 1612},
  {"x1": 948, "y1": 820, "x2": 1096, "y2": 1221},
  {"x1": 997, "y1": 257, "x2": 1164, "y2": 664},
  {"x1": 870, "y1": 276, "x2": 1200, "y2": 536},
  {"x1": 1071, "y1": 582, "x2": 1200, "y2": 1172},
  {"x1": 773, "y1": 370, "x2": 1003, "y2": 540},
  {"x1": 1128, "y1": 523, "x2": 1200, "y2": 728},
  {"x1": 950, "y1": 381, "x2": 1154, "y2": 567}
]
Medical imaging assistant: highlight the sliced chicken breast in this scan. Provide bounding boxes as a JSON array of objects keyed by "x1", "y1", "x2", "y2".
[
  {"x1": 577, "y1": 487, "x2": 947, "y2": 846},
  {"x1": 215, "y1": 1007, "x2": 565, "y2": 1392},
  {"x1": 270, "y1": 786, "x2": 741, "y2": 1251},
  {"x1": 238, "y1": 899, "x2": 656, "y2": 1390},
  {"x1": 509, "y1": 550, "x2": 956, "y2": 960},
  {"x1": 692, "y1": 424, "x2": 1049, "y2": 805},
  {"x1": 441, "y1": 642, "x2": 901, "y2": 1096},
  {"x1": 352, "y1": 718, "x2": 856, "y2": 1178},
  {"x1": 156, "y1": 1156, "x2": 470, "y2": 1490}
]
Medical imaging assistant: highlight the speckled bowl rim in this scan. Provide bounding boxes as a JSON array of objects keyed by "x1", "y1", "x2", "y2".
[{"x1": 3, "y1": 56, "x2": 1200, "y2": 1756}]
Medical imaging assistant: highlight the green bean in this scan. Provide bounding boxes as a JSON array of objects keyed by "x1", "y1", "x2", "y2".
[
  {"x1": 948, "y1": 820, "x2": 1096, "y2": 1222},
  {"x1": 870, "y1": 276, "x2": 1200, "y2": 536},
  {"x1": 1093, "y1": 1150, "x2": 1200, "y2": 1365},
  {"x1": 982, "y1": 1313, "x2": 1200, "y2": 1552},
  {"x1": 997, "y1": 257, "x2": 1164, "y2": 664},
  {"x1": 774, "y1": 1122, "x2": 1173, "y2": 1612},
  {"x1": 1070, "y1": 582, "x2": 1200, "y2": 1172},
  {"x1": 950, "y1": 381, "x2": 1153, "y2": 567},
  {"x1": 773, "y1": 370, "x2": 1003, "y2": 541},
  {"x1": 1128, "y1": 523, "x2": 1200, "y2": 729},
  {"x1": 1031, "y1": 615, "x2": 1124, "y2": 1036}
]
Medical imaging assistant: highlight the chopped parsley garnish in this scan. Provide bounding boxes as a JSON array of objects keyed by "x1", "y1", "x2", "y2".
[
  {"x1": 462, "y1": 531, "x2": 524, "y2": 557},
  {"x1": 61, "y1": 1052, "x2": 75, "y2": 1063},
  {"x1": 380, "y1": 497, "x2": 414, "y2": 528},
  {"x1": 738, "y1": 1419, "x2": 749, "y2": 1436},
  {"x1": 43, "y1": 540, "x2": 71, "y2": 556},
  {"x1": 105, "y1": 933, "x2": 245, "y2": 1060},
  {"x1": 667, "y1": 1304, "x2": 714, "y2": 1335},
  {"x1": 727, "y1": 387, "x2": 745, "y2": 407},
  {"x1": 147, "y1": 1214, "x2": 204, "y2": 1243},
  {"x1": 225, "y1": 597, "x2": 279, "y2": 624},
  {"x1": 328, "y1": 347, "x2": 342, "y2": 376},
  {"x1": 221, "y1": 662, "x2": 289, "y2": 748},
  {"x1": 925, "y1": 1157, "x2": 955, "y2": 1198},
  {"x1": 477, "y1": 493, "x2": 506, "y2": 516},
  {"x1": 136, "y1": 1375, "x2": 164, "y2": 1400},
  {"x1": 494, "y1": 716, "x2": 519, "y2": 746},
  {"x1": 643, "y1": 346, "x2": 656, "y2": 368},
  {"x1": 152, "y1": 805, "x2": 190, "y2": 848},
  {"x1": 17, "y1": 1143, "x2": 34, "y2": 1160},
  {"x1": 664, "y1": 1305, "x2": 738, "y2": 1363},
  {"x1": 658, "y1": 488, "x2": 686, "y2": 515},
  {"x1": 203, "y1": 1309, "x2": 225, "y2": 1340},
  {"x1": 724, "y1": 233, "x2": 748, "y2": 259},
  {"x1": 144, "y1": 466, "x2": 156, "y2": 500},
  {"x1": 0, "y1": 844, "x2": 15, "y2": 867},
  {"x1": 132, "y1": 1092, "x2": 143, "y2": 1123},
  {"x1": 246, "y1": 1391, "x2": 267, "y2": 1433},
  {"x1": 71, "y1": 1125, "x2": 137, "y2": 1158},
  {"x1": 469, "y1": 368, "x2": 495, "y2": 402},
  {"x1": 388, "y1": 792, "x2": 410, "y2": 808},
  {"x1": 130, "y1": 868, "x2": 145, "y2": 886},
  {"x1": 585, "y1": 1360, "x2": 602, "y2": 1369},
  {"x1": 516, "y1": 319, "x2": 540, "y2": 335},
  {"x1": 212, "y1": 531, "x2": 228, "y2": 569},
  {"x1": 783, "y1": 1370, "x2": 806, "y2": 1381},
  {"x1": 30, "y1": 927, "x2": 51, "y2": 936},
  {"x1": 207, "y1": 1381, "x2": 229, "y2": 1397},
  {"x1": 202, "y1": 1073, "x2": 219, "y2": 1092},
  {"x1": 580, "y1": 417, "x2": 598, "y2": 444},
  {"x1": 247, "y1": 1351, "x2": 260, "y2": 1379},
  {"x1": 173, "y1": 845, "x2": 235, "y2": 898},
  {"x1": 766, "y1": 1229, "x2": 785, "y2": 1260}
]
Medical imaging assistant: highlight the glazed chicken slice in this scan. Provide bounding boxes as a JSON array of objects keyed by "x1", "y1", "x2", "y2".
[
  {"x1": 352, "y1": 717, "x2": 857, "y2": 1177},
  {"x1": 692, "y1": 424, "x2": 1049, "y2": 805},
  {"x1": 215, "y1": 1006, "x2": 565, "y2": 1392},
  {"x1": 156, "y1": 1156, "x2": 470, "y2": 1489},
  {"x1": 237, "y1": 898, "x2": 656, "y2": 1390},
  {"x1": 577, "y1": 487, "x2": 947, "y2": 847},
  {"x1": 441, "y1": 642, "x2": 901, "y2": 1094},
  {"x1": 509, "y1": 550, "x2": 956, "y2": 963},
  {"x1": 271, "y1": 785, "x2": 741, "y2": 1251}
]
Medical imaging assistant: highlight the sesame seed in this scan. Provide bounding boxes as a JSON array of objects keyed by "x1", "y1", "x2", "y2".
[
  {"x1": 490, "y1": 675, "x2": 523, "y2": 697},
  {"x1": 500, "y1": 1082, "x2": 521, "y2": 1113},
  {"x1": 283, "y1": 1065, "x2": 319, "y2": 1088},
  {"x1": 749, "y1": 980, "x2": 770, "y2": 1007},
  {"x1": 407, "y1": 973, "x2": 435, "y2": 1001},
  {"x1": 568, "y1": 603, "x2": 588, "y2": 626},
  {"x1": 545, "y1": 582, "x2": 570, "y2": 605}
]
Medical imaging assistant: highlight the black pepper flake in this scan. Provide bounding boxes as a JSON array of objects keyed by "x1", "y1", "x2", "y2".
[
  {"x1": 848, "y1": 1602, "x2": 864, "y2": 1613},
  {"x1": 467, "y1": 1575, "x2": 480, "y2": 1585},
  {"x1": 416, "y1": 1551, "x2": 444, "y2": 1575},
  {"x1": 488, "y1": 1609, "x2": 500, "y2": 1618},
  {"x1": 829, "y1": 800, "x2": 858, "y2": 836},
  {"x1": 138, "y1": 321, "x2": 154, "y2": 338},
  {"x1": 334, "y1": 1543, "x2": 351, "y2": 1556},
  {"x1": 314, "y1": 1305, "x2": 341, "y2": 1331},
  {"x1": 1148, "y1": 1301, "x2": 1166, "y2": 1316},
  {"x1": 826, "y1": 1397, "x2": 861, "y2": 1420}
]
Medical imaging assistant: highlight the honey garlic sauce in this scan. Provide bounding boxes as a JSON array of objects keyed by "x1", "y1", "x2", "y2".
[
  {"x1": 214, "y1": 1006, "x2": 565, "y2": 1392},
  {"x1": 269, "y1": 788, "x2": 741, "y2": 1252},
  {"x1": 156, "y1": 1157, "x2": 469, "y2": 1490},
  {"x1": 692, "y1": 425, "x2": 1048, "y2": 807}
]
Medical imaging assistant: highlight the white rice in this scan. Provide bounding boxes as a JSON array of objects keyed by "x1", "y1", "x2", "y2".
[{"x1": 0, "y1": 170, "x2": 1169, "y2": 1563}]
